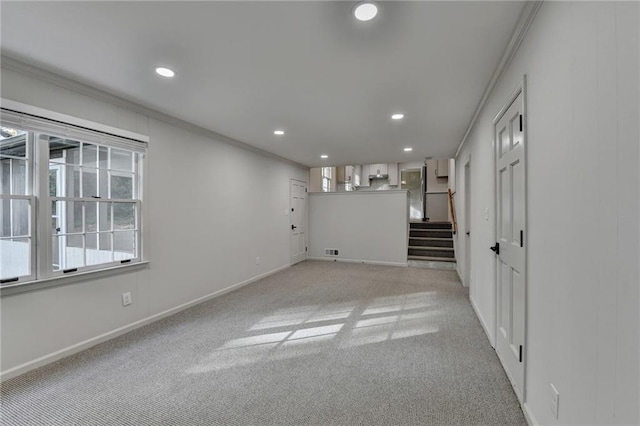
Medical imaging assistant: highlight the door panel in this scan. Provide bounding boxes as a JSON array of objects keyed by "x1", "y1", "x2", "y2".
[
  {"x1": 290, "y1": 179, "x2": 307, "y2": 265},
  {"x1": 494, "y1": 89, "x2": 526, "y2": 402}
]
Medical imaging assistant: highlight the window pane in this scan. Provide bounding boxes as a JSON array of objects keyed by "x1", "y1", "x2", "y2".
[
  {"x1": 12, "y1": 199, "x2": 29, "y2": 237},
  {"x1": 50, "y1": 164, "x2": 81, "y2": 198},
  {"x1": 49, "y1": 169, "x2": 58, "y2": 197},
  {"x1": 113, "y1": 231, "x2": 135, "y2": 260},
  {"x1": 54, "y1": 234, "x2": 84, "y2": 269},
  {"x1": 98, "y1": 146, "x2": 109, "y2": 169},
  {"x1": 86, "y1": 233, "x2": 112, "y2": 266},
  {"x1": 54, "y1": 201, "x2": 83, "y2": 234},
  {"x1": 111, "y1": 173, "x2": 133, "y2": 199},
  {"x1": 99, "y1": 202, "x2": 112, "y2": 231},
  {"x1": 0, "y1": 238, "x2": 30, "y2": 280},
  {"x1": 11, "y1": 159, "x2": 27, "y2": 195},
  {"x1": 114, "y1": 203, "x2": 135, "y2": 230},
  {"x1": 49, "y1": 138, "x2": 80, "y2": 164},
  {"x1": 85, "y1": 202, "x2": 97, "y2": 232},
  {"x1": 98, "y1": 169, "x2": 108, "y2": 198},
  {"x1": 0, "y1": 198, "x2": 29, "y2": 238},
  {"x1": 0, "y1": 130, "x2": 27, "y2": 158},
  {"x1": 52, "y1": 235, "x2": 61, "y2": 271},
  {"x1": 1, "y1": 158, "x2": 9, "y2": 194},
  {"x1": 82, "y1": 168, "x2": 98, "y2": 198},
  {"x1": 99, "y1": 232, "x2": 112, "y2": 251},
  {"x1": 1, "y1": 198, "x2": 8, "y2": 237},
  {"x1": 111, "y1": 149, "x2": 132, "y2": 172},
  {"x1": 82, "y1": 143, "x2": 97, "y2": 167},
  {"x1": 0, "y1": 158, "x2": 27, "y2": 195}
]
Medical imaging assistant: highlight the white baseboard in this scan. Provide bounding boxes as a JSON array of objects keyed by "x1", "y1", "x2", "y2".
[
  {"x1": 0, "y1": 264, "x2": 290, "y2": 381},
  {"x1": 470, "y1": 296, "x2": 495, "y2": 348},
  {"x1": 308, "y1": 257, "x2": 408, "y2": 267},
  {"x1": 523, "y1": 402, "x2": 539, "y2": 426}
]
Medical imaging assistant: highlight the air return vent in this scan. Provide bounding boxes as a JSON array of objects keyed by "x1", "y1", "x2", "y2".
[{"x1": 324, "y1": 248, "x2": 340, "y2": 257}]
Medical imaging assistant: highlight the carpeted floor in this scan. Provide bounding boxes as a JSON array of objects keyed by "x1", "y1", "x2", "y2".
[{"x1": 0, "y1": 261, "x2": 526, "y2": 425}]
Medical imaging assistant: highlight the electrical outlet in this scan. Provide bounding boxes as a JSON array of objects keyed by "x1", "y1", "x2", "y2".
[
  {"x1": 122, "y1": 292, "x2": 132, "y2": 306},
  {"x1": 484, "y1": 207, "x2": 489, "y2": 221},
  {"x1": 256, "y1": 256, "x2": 260, "y2": 265},
  {"x1": 550, "y1": 384, "x2": 560, "y2": 419}
]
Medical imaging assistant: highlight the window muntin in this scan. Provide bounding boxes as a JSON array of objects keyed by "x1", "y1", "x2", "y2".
[{"x1": 0, "y1": 111, "x2": 145, "y2": 286}]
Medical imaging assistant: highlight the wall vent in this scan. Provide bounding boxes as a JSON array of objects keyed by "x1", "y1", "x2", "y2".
[{"x1": 324, "y1": 248, "x2": 339, "y2": 257}]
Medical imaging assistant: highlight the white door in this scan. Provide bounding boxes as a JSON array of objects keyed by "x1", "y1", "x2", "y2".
[
  {"x1": 290, "y1": 179, "x2": 307, "y2": 265},
  {"x1": 464, "y1": 161, "x2": 471, "y2": 288},
  {"x1": 494, "y1": 88, "x2": 526, "y2": 401}
]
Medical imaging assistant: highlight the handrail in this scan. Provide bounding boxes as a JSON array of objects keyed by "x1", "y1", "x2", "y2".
[{"x1": 448, "y1": 188, "x2": 458, "y2": 234}]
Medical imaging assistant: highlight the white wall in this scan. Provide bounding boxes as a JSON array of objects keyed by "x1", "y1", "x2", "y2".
[
  {"x1": 0, "y1": 65, "x2": 308, "y2": 376},
  {"x1": 454, "y1": 2, "x2": 639, "y2": 425},
  {"x1": 308, "y1": 191, "x2": 408, "y2": 266}
]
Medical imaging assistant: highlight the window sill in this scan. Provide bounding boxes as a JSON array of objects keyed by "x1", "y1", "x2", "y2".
[{"x1": 0, "y1": 261, "x2": 150, "y2": 297}]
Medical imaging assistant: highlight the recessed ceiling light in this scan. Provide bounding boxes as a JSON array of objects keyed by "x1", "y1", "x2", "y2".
[
  {"x1": 274, "y1": 130, "x2": 285, "y2": 136},
  {"x1": 155, "y1": 67, "x2": 175, "y2": 78},
  {"x1": 320, "y1": 154, "x2": 329, "y2": 159},
  {"x1": 354, "y1": 2, "x2": 378, "y2": 21},
  {"x1": 391, "y1": 113, "x2": 405, "y2": 120},
  {"x1": 403, "y1": 147, "x2": 413, "y2": 152}
]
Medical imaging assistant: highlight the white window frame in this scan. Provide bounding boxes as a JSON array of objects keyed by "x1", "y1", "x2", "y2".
[
  {"x1": 0, "y1": 100, "x2": 149, "y2": 292},
  {"x1": 0, "y1": 131, "x2": 36, "y2": 284}
]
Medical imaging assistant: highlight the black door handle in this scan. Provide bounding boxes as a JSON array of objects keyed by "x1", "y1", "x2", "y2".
[
  {"x1": 291, "y1": 225, "x2": 297, "y2": 230},
  {"x1": 466, "y1": 232, "x2": 470, "y2": 236},
  {"x1": 490, "y1": 243, "x2": 500, "y2": 255}
]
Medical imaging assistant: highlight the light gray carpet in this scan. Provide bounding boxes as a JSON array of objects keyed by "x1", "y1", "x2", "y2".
[{"x1": 1, "y1": 261, "x2": 526, "y2": 425}]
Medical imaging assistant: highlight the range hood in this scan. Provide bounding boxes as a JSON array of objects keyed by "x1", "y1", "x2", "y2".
[{"x1": 368, "y1": 173, "x2": 389, "y2": 180}]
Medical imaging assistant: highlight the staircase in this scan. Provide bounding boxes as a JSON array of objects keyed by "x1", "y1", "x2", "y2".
[{"x1": 408, "y1": 222, "x2": 456, "y2": 265}]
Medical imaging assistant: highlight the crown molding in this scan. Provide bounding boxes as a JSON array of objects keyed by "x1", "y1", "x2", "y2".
[
  {"x1": 0, "y1": 55, "x2": 309, "y2": 170},
  {"x1": 455, "y1": 1, "x2": 543, "y2": 158}
]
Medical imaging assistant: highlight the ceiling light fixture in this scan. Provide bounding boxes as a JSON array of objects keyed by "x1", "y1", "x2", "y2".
[
  {"x1": 155, "y1": 67, "x2": 175, "y2": 78},
  {"x1": 274, "y1": 130, "x2": 285, "y2": 136},
  {"x1": 391, "y1": 113, "x2": 405, "y2": 120},
  {"x1": 320, "y1": 154, "x2": 329, "y2": 159},
  {"x1": 354, "y1": 2, "x2": 378, "y2": 21},
  {"x1": 404, "y1": 147, "x2": 413, "y2": 152}
]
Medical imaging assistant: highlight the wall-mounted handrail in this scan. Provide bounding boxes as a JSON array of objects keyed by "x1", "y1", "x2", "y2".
[{"x1": 448, "y1": 188, "x2": 458, "y2": 234}]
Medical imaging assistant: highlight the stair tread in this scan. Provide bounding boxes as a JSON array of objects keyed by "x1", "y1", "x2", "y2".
[
  {"x1": 409, "y1": 237, "x2": 453, "y2": 241},
  {"x1": 408, "y1": 255, "x2": 456, "y2": 262},
  {"x1": 408, "y1": 246, "x2": 454, "y2": 251}
]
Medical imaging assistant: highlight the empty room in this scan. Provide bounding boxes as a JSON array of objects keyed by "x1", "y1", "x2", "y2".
[{"x1": 0, "y1": 1, "x2": 638, "y2": 425}]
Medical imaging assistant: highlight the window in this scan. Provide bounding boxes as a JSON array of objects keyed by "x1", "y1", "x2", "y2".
[
  {"x1": 0, "y1": 108, "x2": 147, "y2": 287},
  {"x1": 0, "y1": 128, "x2": 34, "y2": 282},
  {"x1": 321, "y1": 167, "x2": 332, "y2": 192}
]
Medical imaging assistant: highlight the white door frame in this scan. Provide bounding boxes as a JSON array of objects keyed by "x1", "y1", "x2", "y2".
[
  {"x1": 464, "y1": 157, "x2": 471, "y2": 288},
  {"x1": 492, "y1": 75, "x2": 528, "y2": 402},
  {"x1": 289, "y1": 178, "x2": 308, "y2": 265}
]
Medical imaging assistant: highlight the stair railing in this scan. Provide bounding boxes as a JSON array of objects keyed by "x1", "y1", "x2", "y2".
[{"x1": 448, "y1": 188, "x2": 458, "y2": 235}]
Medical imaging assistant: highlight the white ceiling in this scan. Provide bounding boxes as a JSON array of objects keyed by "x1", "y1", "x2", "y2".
[{"x1": 0, "y1": 1, "x2": 525, "y2": 167}]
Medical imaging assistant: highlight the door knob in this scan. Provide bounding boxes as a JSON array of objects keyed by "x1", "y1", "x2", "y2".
[{"x1": 466, "y1": 232, "x2": 470, "y2": 236}]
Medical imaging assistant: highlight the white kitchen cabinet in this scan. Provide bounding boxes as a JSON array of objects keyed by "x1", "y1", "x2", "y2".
[
  {"x1": 436, "y1": 159, "x2": 449, "y2": 177},
  {"x1": 388, "y1": 163, "x2": 398, "y2": 186},
  {"x1": 369, "y1": 163, "x2": 388, "y2": 176},
  {"x1": 360, "y1": 164, "x2": 370, "y2": 186}
]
